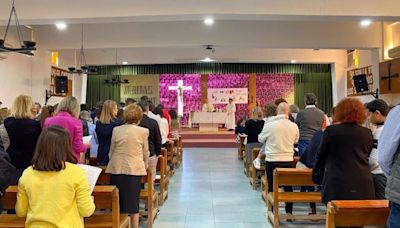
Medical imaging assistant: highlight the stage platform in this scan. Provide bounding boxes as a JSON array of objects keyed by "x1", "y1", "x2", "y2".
[{"x1": 180, "y1": 127, "x2": 237, "y2": 148}]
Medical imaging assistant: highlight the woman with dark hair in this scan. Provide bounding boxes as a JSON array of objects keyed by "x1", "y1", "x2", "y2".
[
  {"x1": 313, "y1": 97, "x2": 375, "y2": 204},
  {"x1": 16, "y1": 126, "x2": 95, "y2": 227}
]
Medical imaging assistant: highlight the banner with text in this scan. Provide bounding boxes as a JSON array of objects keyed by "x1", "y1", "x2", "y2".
[
  {"x1": 121, "y1": 75, "x2": 160, "y2": 104},
  {"x1": 207, "y1": 88, "x2": 248, "y2": 104}
]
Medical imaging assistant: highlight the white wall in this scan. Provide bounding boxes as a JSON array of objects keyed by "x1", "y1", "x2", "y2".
[
  {"x1": 0, "y1": 48, "x2": 51, "y2": 108},
  {"x1": 72, "y1": 74, "x2": 87, "y2": 104}
]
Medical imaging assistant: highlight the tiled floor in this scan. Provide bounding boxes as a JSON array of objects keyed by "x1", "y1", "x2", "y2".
[{"x1": 152, "y1": 148, "x2": 326, "y2": 228}]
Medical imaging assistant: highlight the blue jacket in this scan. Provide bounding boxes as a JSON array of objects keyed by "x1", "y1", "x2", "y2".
[{"x1": 300, "y1": 130, "x2": 324, "y2": 168}]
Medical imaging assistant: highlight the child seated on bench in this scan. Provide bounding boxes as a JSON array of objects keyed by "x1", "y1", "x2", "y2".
[{"x1": 16, "y1": 126, "x2": 95, "y2": 227}]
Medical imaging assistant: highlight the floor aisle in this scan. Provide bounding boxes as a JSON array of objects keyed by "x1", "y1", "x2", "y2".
[{"x1": 153, "y1": 148, "x2": 325, "y2": 228}]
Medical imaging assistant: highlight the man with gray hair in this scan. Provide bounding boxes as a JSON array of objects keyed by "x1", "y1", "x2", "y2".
[
  {"x1": 295, "y1": 93, "x2": 324, "y2": 157},
  {"x1": 258, "y1": 102, "x2": 299, "y2": 216}
]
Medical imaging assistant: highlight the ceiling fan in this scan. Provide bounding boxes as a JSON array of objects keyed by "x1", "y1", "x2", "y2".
[{"x1": 0, "y1": 0, "x2": 37, "y2": 56}]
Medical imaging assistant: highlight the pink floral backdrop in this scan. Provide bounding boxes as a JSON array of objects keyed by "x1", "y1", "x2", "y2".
[
  {"x1": 159, "y1": 74, "x2": 201, "y2": 124},
  {"x1": 208, "y1": 74, "x2": 249, "y2": 120},
  {"x1": 256, "y1": 74, "x2": 295, "y2": 107}
]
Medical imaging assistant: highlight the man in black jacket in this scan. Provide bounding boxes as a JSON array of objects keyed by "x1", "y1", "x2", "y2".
[{"x1": 138, "y1": 100, "x2": 162, "y2": 181}]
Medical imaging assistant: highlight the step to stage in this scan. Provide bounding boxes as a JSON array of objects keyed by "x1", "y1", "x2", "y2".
[{"x1": 180, "y1": 128, "x2": 237, "y2": 148}]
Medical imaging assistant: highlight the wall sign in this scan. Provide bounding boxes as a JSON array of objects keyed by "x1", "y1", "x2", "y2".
[{"x1": 207, "y1": 88, "x2": 248, "y2": 104}]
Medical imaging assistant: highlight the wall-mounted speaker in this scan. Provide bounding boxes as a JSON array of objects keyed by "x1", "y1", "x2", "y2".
[
  {"x1": 55, "y1": 76, "x2": 68, "y2": 94},
  {"x1": 353, "y1": 74, "x2": 369, "y2": 93}
]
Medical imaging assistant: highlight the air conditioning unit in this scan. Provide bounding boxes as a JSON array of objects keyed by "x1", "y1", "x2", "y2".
[{"x1": 388, "y1": 46, "x2": 400, "y2": 59}]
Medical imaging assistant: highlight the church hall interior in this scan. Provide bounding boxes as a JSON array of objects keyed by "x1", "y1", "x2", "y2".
[{"x1": 1, "y1": 1, "x2": 400, "y2": 228}]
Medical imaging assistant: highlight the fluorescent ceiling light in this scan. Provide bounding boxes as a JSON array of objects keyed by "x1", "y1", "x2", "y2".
[
  {"x1": 200, "y1": 57, "x2": 215, "y2": 62},
  {"x1": 360, "y1": 19, "x2": 372, "y2": 27},
  {"x1": 204, "y1": 18, "x2": 214, "y2": 26},
  {"x1": 122, "y1": 61, "x2": 128, "y2": 65},
  {"x1": 290, "y1": 60, "x2": 297, "y2": 64},
  {"x1": 55, "y1": 22, "x2": 67, "y2": 30}
]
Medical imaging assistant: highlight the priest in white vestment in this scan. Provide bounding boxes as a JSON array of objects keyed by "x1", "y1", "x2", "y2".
[
  {"x1": 202, "y1": 98, "x2": 215, "y2": 112},
  {"x1": 225, "y1": 98, "x2": 236, "y2": 131}
]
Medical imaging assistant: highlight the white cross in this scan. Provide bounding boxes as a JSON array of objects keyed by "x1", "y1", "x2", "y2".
[{"x1": 168, "y1": 80, "x2": 192, "y2": 116}]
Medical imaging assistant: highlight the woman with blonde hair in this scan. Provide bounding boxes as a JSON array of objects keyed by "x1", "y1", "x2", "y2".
[
  {"x1": 4, "y1": 95, "x2": 41, "y2": 180},
  {"x1": 95, "y1": 100, "x2": 123, "y2": 166},
  {"x1": 106, "y1": 104, "x2": 149, "y2": 228},
  {"x1": 44, "y1": 96, "x2": 87, "y2": 163}
]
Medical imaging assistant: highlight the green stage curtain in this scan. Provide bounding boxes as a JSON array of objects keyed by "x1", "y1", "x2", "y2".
[
  {"x1": 86, "y1": 74, "x2": 121, "y2": 109},
  {"x1": 294, "y1": 73, "x2": 332, "y2": 114}
]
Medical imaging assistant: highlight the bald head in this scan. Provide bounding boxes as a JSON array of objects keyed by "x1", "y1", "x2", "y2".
[{"x1": 277, "y1": 102, "x2": 290, "y2": 116}]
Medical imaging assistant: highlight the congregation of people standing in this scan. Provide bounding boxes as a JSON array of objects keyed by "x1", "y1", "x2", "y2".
[{"x1": 1, "y1": 91, "x2": 400, "y2": 227}]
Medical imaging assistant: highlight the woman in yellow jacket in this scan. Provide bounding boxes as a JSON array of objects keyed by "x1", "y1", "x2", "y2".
[{"x1": 16, "y1": 126, "x2": 95, "y2": 228}]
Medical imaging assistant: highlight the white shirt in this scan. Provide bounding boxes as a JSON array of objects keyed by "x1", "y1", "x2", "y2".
[
  {"x1": 158, "y1": 116, "x2": 169, "y2": 145},
  {"x1": 258, "y1": 114, "x2": 299, "y2": 162},
  {"x1": 147, "y1": 111, "x2": 162, "y2": 129},
  {"x1": 370, "y1": 124, "x2": 384, "y2": 174}
]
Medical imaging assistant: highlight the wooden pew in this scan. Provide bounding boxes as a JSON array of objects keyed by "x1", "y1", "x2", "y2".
[
  {"x1": 261, "y1": 156, "x2": 299, "y2": 204},
  {"x1": 177, "y1": 136, "x2": 183, "y2": 166},
  {"x1": 171, "y1": 137, "x2": 180, "y2": 168},
  {"x1": 0, "y1": 186, "x2": 130, "y2": 228},
  {"x1": 96, "y1": 168, "x2": 159, "y2": 227},
  {"x1": 140, "y1": 169, "x2": 158, "y2": 228},
  {"x1": 160, "y1": 147, "x2": 171, "y2": 177},
  {"x1": 237, "y1": 135, "x2": 246, "y2": 160},
  {"x1": 155, "y1": 153, "x2": 169, "y2": 205},
  {"x1": 267, "y1": 168, "x2": 324, "y2": 228},
  {"x1": 326, "y1": 200, "x2": 389, "y2": 228},
  {"x1": 250, "y1": 147, "x2": 264, "y2": 190},
  {"x1": 166, "y1": 140, "x2": 177, "y2": 176},
  {"x1": 243, "y1": 145, "x2": 249, "y2": 177}
]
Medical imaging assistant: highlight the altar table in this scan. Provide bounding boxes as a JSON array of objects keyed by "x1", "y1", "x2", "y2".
[{"x1": 191, "y1": 112, "x2": 227, "y2": 131}]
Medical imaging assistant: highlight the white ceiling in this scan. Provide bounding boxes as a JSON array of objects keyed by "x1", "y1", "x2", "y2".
[
  {"x1": 1, "y1": 0, "x2": 400, "y2": 25},
  {"x1": 0, "y1": 0, "x2": 398, "y2": 64}
]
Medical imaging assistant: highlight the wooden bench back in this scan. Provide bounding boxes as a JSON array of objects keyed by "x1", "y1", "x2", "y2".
[
  {"x1": 3, "y1": 185, "x2": 118, "y2": 209},
  {"x1": 141, "y1": 168, "x2": 153, "y2": 193},
  {"x1": 327, "y1": 200, "x2": 390, "y2": 227},
  {"x1": 273, "y1": 168, "x2": 315, "y2": 188},
  {"x1": 2, "y1": 186, "x2": 17, "y2": 209},
  {"x1": 3, "y1": 186, "x2": 122, "y2": 228}
]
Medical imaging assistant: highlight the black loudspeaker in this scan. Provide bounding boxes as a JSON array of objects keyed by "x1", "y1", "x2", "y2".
[
  {"x1": 55, "y1": 76, "x2": 68, "y2": 94},
  {"x1": 353, "y1": 74, "x2": 369, "y2": 93}
]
